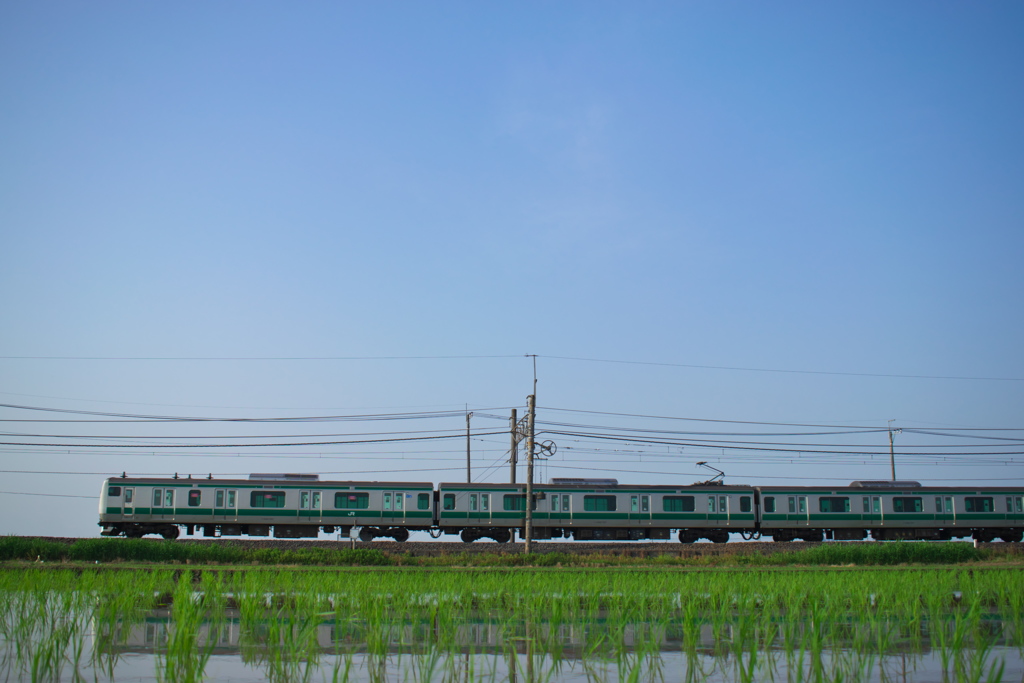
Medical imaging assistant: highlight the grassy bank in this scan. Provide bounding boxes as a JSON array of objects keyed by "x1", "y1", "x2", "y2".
[{"x1": 2, "y1": 536, "x2": 1020, "y2": 568}]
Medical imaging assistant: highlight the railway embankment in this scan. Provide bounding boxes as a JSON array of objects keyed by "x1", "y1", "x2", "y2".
[{"x1": 7, "y1": 535, "x2": 1023, "y2": 562}]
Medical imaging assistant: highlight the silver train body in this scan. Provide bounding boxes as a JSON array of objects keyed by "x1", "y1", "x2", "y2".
[{"x1": 98, "y1": 475, "x2": 1024, "y2": 543}]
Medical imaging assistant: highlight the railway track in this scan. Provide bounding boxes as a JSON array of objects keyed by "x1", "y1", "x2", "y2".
[{"x1": 22, "y1": 536, "x2": 1021, "y2": 559}]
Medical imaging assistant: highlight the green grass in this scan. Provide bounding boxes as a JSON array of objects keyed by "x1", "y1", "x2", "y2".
[{"x1": 1, "y1": 535, "x2": 1020, "y2": 568}]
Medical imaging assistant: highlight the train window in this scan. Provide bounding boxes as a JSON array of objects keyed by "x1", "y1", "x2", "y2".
[
  {"x1": 641, "y1": 496, "x2": 650, "y2": 513},
  {"x1": 863, "y1": 497, "x2": 870, "y2": 513},
  {"x1": 892, "y1": 497, "x2": 922, "y2": 513},
  {"x1": 383, "y1": 493, "x2": 392, "y2": 511},
  {"x1": 798, "y1": 497, "x2": 806, "y2": 514},
  {"x1": 124, "y1": 489, "x2": 133, "y2": 504},
  {"x1": 562, "y1": 494, "x2": 570, "y2": 511},
  {"x1": 481, "y1": 494, "x2": 489, "y2": 512},
  {"x1": 740, "y1": 497, "x2": 751, "y2": 513},
  {"x1": 312, "y1": 491, "x2": 321, "y2": 509},
  {"x1": 584, "y1": 495, "x2": 616, "y2": 512},
  {"x1": 631, "y1": 496, "x2": 638, "y2": 513},
  {"x1": 335, "y1": 492, "x2": 369, "y2": 509},
  {"x1": 708, "y1": 497, "x2": 716, "y2": 513},
  {"x1": 394, "y1": 493, "x2": 403, "y2": 511},
  {"x1": 1017, "y1": 497, "x2": 1023, "y2": 514},
  {"x1": 719, "y1": 496, "x2": 727, "y2": 513},
  {"x1": 108, "y1": 486, "x2": 122, "y2": 497},
  {"x1": 300, "y1": 492, "x2": 311, "y2": 509},
  {"x1": 944, "y1": 497, "x2": 952, "y2": 514},
  {"x1": 788, "y1": 497, "x2": 796, "y2": 513},
  {"x1": 216, "y1": 490, "x2": 225, "y2": 507},
  {"x1": 663, "y1": 496, "x2": 695, "y2": 512},
  {"x1": 418, "y1": 493, "x2": 430, "y2": 510},
  {"x1": 552, "y1": 495, "x2": 560, "y2": 512},
  {"x1": 470, "y1": 494, "x2": 478, "y2": 511},
  {"x1": 154, "y1": 489, "x2": 162, "y2": 506},
  {"x1": 964, "y1": 497, "x2": 993, "y2": 513},
  {"x1": 936, "y1": 497, "x2": 943, "y2": 513},
  {"x1": 873, "y1": 497, "x2": 881, "y2": 514},
  {"x1": 250, "y1": 491, "x2": 285, "y2": 508},
  {"x1": 227, "y1": 490, "x2": 237, "y2": 508},
  {"x1": 444, "y1": 494, "x2": 456, "y2": 510},
  {"x1": 1008, "y1": 497, "x2": 1013, "y2": 513},
  {"x1": 818, "y1": 497, "x2": 850, "y2": 513},
  {"x1": 763, "y1": 497, "x2": 775, "y2": 513},
  {"x1": 165, "y1": 490, "x2": 174, "y2": 508},
  {"x1": 188, "y1": 490, "x2": 201, "y2": 507},
  {"x1": 503, "y1": 494, "x2": 527, "y2": 511}
]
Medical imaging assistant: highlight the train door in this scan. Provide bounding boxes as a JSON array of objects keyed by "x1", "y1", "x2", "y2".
[
  {"x1": 787, "y1": 495, "x2": 809, "y2": 526},
  {"x1": 935, "y1": 496, "x2": 955, "y2": 527},
  {"x1": 468, "y1": 493, "x2": 491, "y2": 523},
  {"x1": 551, "y1": 493, "x2": 571, "y2": 525},
  {"x1": 299, "y1": 490, "x2": 322, "y2": 523},
  {"x1": 122, "y1": 487, "x2": 135, "y2": 517},
  {"x1": 709, "y1": 495, "x2": 730, "y2": 525},
  {"x1": 153, "y1": 488, "x2": 174, "y2": 518},
  {"x1": 383, "y1": 491, "x2": 406, "y2": 522},
  {"x1": 215, "y1": 489, "x2": 226, "y2": 521},
  {"x1": 1004, "y1": 495, "x2": 1022, "y2": 525},
  {"x1": 628, "y1": 494, "x2": 651, "y2": 525},
  {"x1": 213, "y1": 489, "x2": 238, "y2": 522},
  {"x1": 863, "y1": 495, "x2": 883, "y2": 526}
]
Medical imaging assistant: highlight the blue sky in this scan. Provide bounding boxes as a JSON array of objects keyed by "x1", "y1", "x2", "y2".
[{"x1": 1, "y1": 2, "x2": 1022, "y2": 537}]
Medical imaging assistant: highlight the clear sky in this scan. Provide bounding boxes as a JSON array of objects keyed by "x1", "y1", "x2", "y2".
[{"x1": 1, "y1": 2, "x2": 1022, "y2": 538}]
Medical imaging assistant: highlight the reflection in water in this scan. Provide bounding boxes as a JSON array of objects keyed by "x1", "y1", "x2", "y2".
[
  {"x1": 53, "y1": 609, "x2": 1024, "y2": 681},
  {"x1": 2, "y1": 599, "x2": 1023, "y2": 681}
]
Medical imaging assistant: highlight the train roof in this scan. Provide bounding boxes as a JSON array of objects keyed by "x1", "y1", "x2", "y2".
[{"x1": 103, "y1": 476, "x2": 434, "y2": 488}]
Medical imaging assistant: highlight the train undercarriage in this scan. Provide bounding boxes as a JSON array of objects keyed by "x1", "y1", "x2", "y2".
[{"x1": 101, "y1": 521, "x2": 1024, "y2": 544}]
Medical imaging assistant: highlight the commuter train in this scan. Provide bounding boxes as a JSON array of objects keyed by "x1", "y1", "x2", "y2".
[{"x1": 97, "y1": 474, "x2": 1024, "y2": 544}]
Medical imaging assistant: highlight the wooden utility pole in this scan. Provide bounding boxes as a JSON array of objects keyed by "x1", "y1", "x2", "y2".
[
  {"x1": 888, "y1": 420, "x2": 901, "y2": 481},
  {"x1": 509, "y1": 408, "x2": 518, "y2": 484},
  {"x1": 524, "y1": 394, "x2": 536, "y2": 554},
  {"x1": 466, "y1": 411, "x2": 473, "y2": 483}
]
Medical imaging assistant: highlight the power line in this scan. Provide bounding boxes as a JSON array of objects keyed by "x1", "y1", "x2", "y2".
[
  {"x1": 541, "y1": 355, "x2": 1024, "y2": 381},
  {"x1": 0, "y1": 490, "x2": 95, "y2": 499},
  {"x1": 0, "y1": 431, "x2": 510, "y2": 449},
  {"x1": 0, "y1": 402, "x2": 514, "y2": 423},
  {"x1": 0, "y1": 355, "x2": 522, "y2": 361},
  {"x1": 541, "y1": 406, "x2": 1024, "y2": 430}
]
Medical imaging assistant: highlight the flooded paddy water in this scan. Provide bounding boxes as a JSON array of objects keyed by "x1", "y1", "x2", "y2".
[{"x1": 1, "y1": 567, "x2": 1021, "y2": 682}]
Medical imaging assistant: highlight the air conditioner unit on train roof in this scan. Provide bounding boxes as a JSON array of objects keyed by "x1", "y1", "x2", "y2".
[{"x1": 248, "y1": 473, "x2": 320, "y2": 481}]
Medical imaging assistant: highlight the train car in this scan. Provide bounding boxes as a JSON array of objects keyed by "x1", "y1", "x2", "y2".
[
  {"x1": 98, "y1": 474, "x2": 1024, "y2": 544},
  {"x1": 756, "y1": 482, "x2": 1024, "y2": 543},
  {"x1": 98, "y1": 474, "x2": 434, "y2": 541},
  {"x1": 436, "y1": 480, "x2": 758, "y2": 543}
]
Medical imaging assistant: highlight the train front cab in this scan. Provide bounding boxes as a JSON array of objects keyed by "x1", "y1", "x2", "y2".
[{"x1": 99, "y1": 477, "x2": 435, "y2": 541}]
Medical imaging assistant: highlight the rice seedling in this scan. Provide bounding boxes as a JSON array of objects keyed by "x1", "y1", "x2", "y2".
[{"x1": 1, "y1": 565, "x2": 1022, "y2": 681}]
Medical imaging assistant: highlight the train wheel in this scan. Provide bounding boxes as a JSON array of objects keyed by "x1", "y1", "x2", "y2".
[
  {"x1": 460, "y1": 529, "x2": 477, "y2": 543},
  {"x1": 493, "y1": 529, "x2": 511, "y2": 544},
  {"x1": 1000, "y1": 531, "x2": 1022, "y2": 543},
  {"x1": 710, "y1": 531, "x2": 729, "y2": 544},
  {"x1": 126, "y1": 528, "x2": 144, "y2": 539},
  {"x1": 393, "y1": 528, "x2": 410, "y2": 543},
  {"x1": 161, "y1": 526, "x2": 180, "y2": 540},
  {"x1": 678, "y1": 531, "x2": 698, "y2": 544},
  {"x1": 359, "y1": 528, "x2": 375, "y2": 542}
]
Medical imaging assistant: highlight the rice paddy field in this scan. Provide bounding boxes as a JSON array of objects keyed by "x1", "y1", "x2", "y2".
[{"x1": 1, "y1": 565, "x2": 1022, "y2": 683}]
